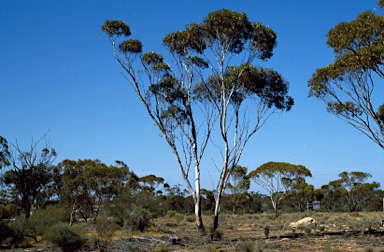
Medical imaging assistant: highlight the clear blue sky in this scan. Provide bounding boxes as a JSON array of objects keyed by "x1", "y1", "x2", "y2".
[{"x1": 1, "y1": 0, "x2": 383, "y2": 193}]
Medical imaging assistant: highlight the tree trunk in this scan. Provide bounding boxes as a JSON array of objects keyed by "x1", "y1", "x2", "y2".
[
  {"x1": 69, "y1": 202, "x2": 77, "y2": 226},
  {"x1": 93, "y1": 196, "x2": 102, "y2": 222},
  {"x1": 274, "y1": 202, "x2": 278, "y2": 217},
  {"x1": 213, "y1": 177, "x2": 225, "y2": 231},
  {"x1": 22, "y1": 194, "x2": 31, "y2": 218}
]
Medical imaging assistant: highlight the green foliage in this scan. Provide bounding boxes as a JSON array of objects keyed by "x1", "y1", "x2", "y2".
[
  {"x1": 0, "y1": 204, "x2": 16, "y2": 219},
  {"x1": 102, "y1": 20, "x2": 131, "y2": 37},
  {"x1": 364, "y1": 245, "x2": 374, "y2": 252},
  {"x1": 95, "y1": 214, "x2": 119, "y2": 249},
  {"x1": 308, "y1": 9, "x2": 384, "y2": 149},
  {"x1": 173, "y1": 213, "x2": 184, "y2": 223},
  {"x1": 204, "y1": 210, "x2": 214, "y2": 216},
  {"x1": 124, "y1": 206, "x2": 153, "y2": 232},
  {"x1": 102, "y1": 8, "x2": 293, "y2": 235},
  {"x1": 263, "y1": 226, "x2": 269, "y2": 239},
  {"x1": 153, "y1": 243, "x2": 171, "y2": 252},
  {"x1": 167, "y1": 210, "x2": 176, "y2": 217},
  {"x1": 0, "y1": 221, "x2": 12, "y2": 244},
  {"x1": 185, "y1": 215, "x2": 195, "y2": 222},
  {"x1": 249, "y1": 162, "x2": 312, "y2": 214},
  {"x1": 321, "y1": 171, "x2": 380, "y2": 212},
  {"x1": 0, "y1": 136, "x2": 10, "y2": 169},
  {"x1": 119, "y1": 39, "x2": 142, "y2": 54},
  {"x1": 44, "y1": 222, "x2": 85, "y2": 252},
  {"x1": 208, "y1": 225, "x2": 223, "y2": 239},
  {"x1": 2, "y1": 139, "x2": 57, "y2": 217},
  {"x1": 236, "y1": 240, "x2": 256, "y2": 252}
]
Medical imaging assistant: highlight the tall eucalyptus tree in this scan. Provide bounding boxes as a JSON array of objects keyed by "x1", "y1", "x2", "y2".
[{"x1": 102, "y1": 8, "x2": 293, "y2": 233}]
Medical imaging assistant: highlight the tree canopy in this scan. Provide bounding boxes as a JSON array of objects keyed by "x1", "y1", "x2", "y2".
[
  {"x1": 308, "y1": 9, "x2": 384, "y2": 149},
  {"x1": 102, "y1": 8, "x2": 293, "y2": 233},
  {"x1": 248, "y1": 162, "x2": 312, "y2": 214}
]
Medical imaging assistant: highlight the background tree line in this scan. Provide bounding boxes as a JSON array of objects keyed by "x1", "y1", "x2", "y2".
[{"x1": 0, "y1": 136, "x2": 382, "y2": 232}]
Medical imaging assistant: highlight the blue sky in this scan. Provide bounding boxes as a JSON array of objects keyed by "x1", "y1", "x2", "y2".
[{"x1": 1, "y1": 0, "x2": 383, "y2": 193}]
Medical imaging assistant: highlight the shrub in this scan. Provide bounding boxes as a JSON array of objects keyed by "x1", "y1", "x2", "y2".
[
  {"x1": 208, "y1": 226, "x2": 224, "y2": 239},
  {"x1": 167, "y1": 210, "x2": 176, "y2": 217},
  {"x1": 124, "y1": 207, "x2": 153, "y2": 232},
  {"x1": 153, "y1": 243, "x2": 170, "y2": 252},
  {"x1": 0, "y1": 221, "x2": 12, "y2": 244},
  {"x1": 95, "y1": 214, "x2": 119, "y2": 249},
  {"x1": 44, "y1": 222, "x2": 85, "y2": 252},
  {"x1": 237, "y1": 240, "x2": 256, "y2": 252},
  {"x1": 173, "y1": 213, "x2": 184, "y2": 223},
  {"x1": 0, "y1": 204, "x2": 17, "y2": 220},
  {"x1": 364, "y1": 245, "x2": 374, "y2": 252},
  {"x1": 263, "y1": 226, "x2": 269, "y2": 239},
  {"x1": 204, "y1": 210, "x2": 214, "y2": 216},
  {"x1": 185, "y1": 215, "x2": 195, "y2": 222}
]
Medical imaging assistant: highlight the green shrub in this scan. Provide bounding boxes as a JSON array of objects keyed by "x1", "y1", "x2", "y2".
[
  {"x1": 44, "y1": 222, "x2": 85, "y2": 252},
  {"x1": 237, "y1": 240, "x2": 256, "y2": 252},
  {"x1": 95, "y1": 214, "x2": 119, "y2": 249},
  {"x1": 124, "y1": 207, "x2": 153, "y2": 232},
  {"x1": 173, "y1": 213, "x2": 184, "y2": 223},
  {"x1": 263, "y1": 226, "x2": 269, "y2": 239},
  {"x1": 7, "y1": 214, "x2": 29, "y2": 245},
  {"x1": 43, "y1": 203, "x2": 72, "y2": 223},
  {"x1": 0, "y1": 204, "x2": 17, "y2": 220},
  {"x1": 167, "y1": 210, "x2": 176, "y2": 217},
  {"x1": 364, "y1": 245, "x2": 374, "y2": 252},
  {"x1": 204, "y1": 210, "x2": 214, "y2": 216},
  {"x1": 185, "y1": 215, "x2": 195, "y2": 222},
  {"x1": 153, "y1": 243, "x2": 171, "y2": 252},
  {"x1": 0, "y1": 221, "x2": 12, "y2": 244}
]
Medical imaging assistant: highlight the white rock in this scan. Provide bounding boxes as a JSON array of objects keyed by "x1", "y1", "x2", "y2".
[{"x1": 289, "y1": 217, "x2": 318, "y2": 228}]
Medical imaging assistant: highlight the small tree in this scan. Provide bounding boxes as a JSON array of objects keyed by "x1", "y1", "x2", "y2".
[
  {"x1": 225, "y1": 165, "x2": 250, "y2": 214},
  {"x1": 325, "y1": 171, "x2": 380, "y2": 212},
  {"x1": 248, "y1": 162, "x2": 312, "y2": 215},
  {"x1": 1, "y1": 135, "x2": 57, "y2": 218}
]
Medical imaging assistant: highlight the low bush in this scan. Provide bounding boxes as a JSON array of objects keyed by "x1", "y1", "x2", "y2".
[
  {"x1": 153, "y1": 243, "x2": 170, "y2": 252},
  {"x1": 167, "y1": 210, "x2": 176, "y2": 217},
  {"x1": 44, "y1": 222, "x2": 85, "y2": 252},
  {"x1": 185, "y1": 215, "x2": 195, "y2": 222},
  {"x1": 124, "y1": 207, "x2": 153, "y2": 232},
  {"x1": 204, "y1": 210, "x2": 214, "y2": 216},
  {"x1": 0, "y1": 221, "x2": 13, "y2": 244},
  {"x1": 237, "y1": 240, "x2": 256, "y2": 252},
  {"x1": 173, "y1": 213, "x2": 184, "y2": 223}
]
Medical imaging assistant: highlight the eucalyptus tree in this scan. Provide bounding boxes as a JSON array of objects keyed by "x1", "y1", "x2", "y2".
[
  {"x1": 225, "y1": 165, "x2": 250, "y2": 214},
  {"x1": 248, "y1": 162, "x2": 312, "y2": 216},
  {"x1": 102, "y1": 19, "x2": 214, "y2": 236},
  {"x1": 1, "y1": 135, "x2": 57, "y2": 218},
  {"x1": 102, "y1": 8, "x2": 293, "y2": 233},
  {"x1": 308, "y1": 9, "x2": 384, "y2": 149},
  {"x1": 58, "y1": 159, "x2": 134, "y2": 224},
  {"x1": 189, "y1": 9, "x2": 293, "y2": 230},
  {"x1": 326, "y1": 171, "x2": 380, "y2": 212}
]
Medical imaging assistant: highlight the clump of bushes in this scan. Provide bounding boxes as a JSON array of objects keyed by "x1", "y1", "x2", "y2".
[
  {"x1": 44, "y1": 222, "x2": 85, "y2": 252},
  {"x1": 124, "y1": 207, "x2": 153, "y2": 232}
]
